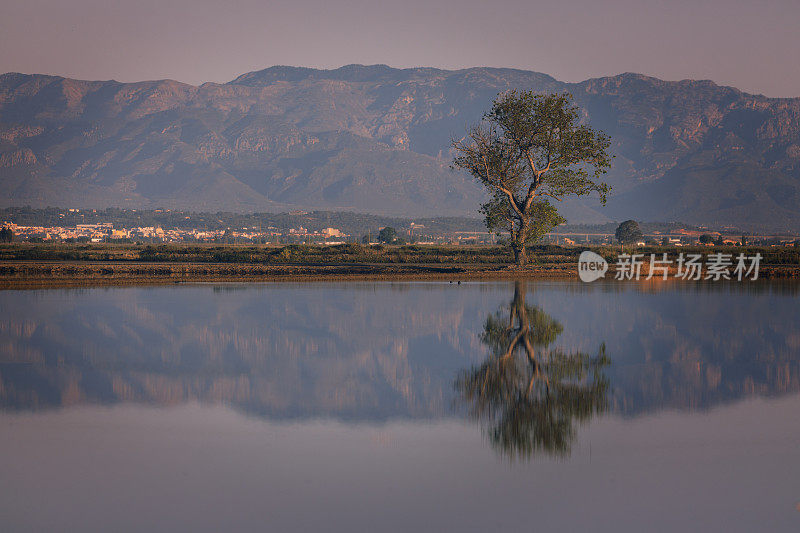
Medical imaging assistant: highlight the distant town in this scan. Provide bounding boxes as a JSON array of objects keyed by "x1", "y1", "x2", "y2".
[
  {"x1": 1, "y1": 207, "x2": 798, "y2": 247},
  {"x1": 2, "y1": 219, "x2": 356, "y2": 245}
]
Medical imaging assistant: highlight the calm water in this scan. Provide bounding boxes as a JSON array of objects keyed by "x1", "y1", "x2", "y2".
[{"x1": 1, "y1": 281, "x2": 799, "y2": 532}]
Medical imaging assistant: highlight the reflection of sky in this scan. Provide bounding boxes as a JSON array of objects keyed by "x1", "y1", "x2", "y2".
[
  {"x1": 1, "y1": 281, "x2": 799, "y2": 418},
  {"x1": 1, "y1": 397, "x2": 798, "y2": 532}
]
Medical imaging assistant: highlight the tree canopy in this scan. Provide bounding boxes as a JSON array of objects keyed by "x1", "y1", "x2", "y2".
[
  {"x1": 453, "y1": 91, "x2": 612, "y2": 265},
  {"x1": 0, "y1": 227, "x2": 13, "y2": 243},
  {"x1": 615, "y1": 220, "x2": 643, "y2": 244},
  {"x1": 377, "y1": 226, "x2": 398, "y2": 244}
]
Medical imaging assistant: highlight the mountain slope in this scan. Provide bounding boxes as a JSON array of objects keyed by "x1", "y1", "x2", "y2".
[{"x1": 1, "y1": 66, "x2": 799, "y2": 228}]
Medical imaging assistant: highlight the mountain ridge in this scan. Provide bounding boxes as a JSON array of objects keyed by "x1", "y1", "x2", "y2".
[{"x1": 1, "y1": 65, "x2": 799, "y2": 230}]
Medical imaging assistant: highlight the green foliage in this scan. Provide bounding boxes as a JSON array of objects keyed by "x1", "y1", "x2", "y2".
[
  {"x1": 481, "y1": 193, "x2": 565, "y2": 247},
  {"x1": 615, "y1": 220, "x2": 643, "y2": 244},
  {"x1": 699, "y1": 234, "x2": 714, "y2": 244},
  {"x1": 378, "y1": 227, "x2": 398, "y2": 243},
  {"x1": 0, "y1": 228, "x2": 13, "y2": 243},
  {"x1": 485, "y1": 91, "x2": 612, "y2": 202},
  {"x1": 453, "y1": 91, "x2": 611, "y2": 265}
]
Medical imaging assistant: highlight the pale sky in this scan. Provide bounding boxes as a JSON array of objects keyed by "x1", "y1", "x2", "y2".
[{"x1": 1, "y1": 0, "x2": 799, "y2": 97}]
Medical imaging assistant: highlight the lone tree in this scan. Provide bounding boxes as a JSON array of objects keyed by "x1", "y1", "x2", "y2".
[
  {"x1": 378, "y1": 226, "x2": 397, "y2": 244},
  {"x1": 615, "y1": 220, "x2": 642, "y2": 245},
  {"x1": 453, "y1": 91, "x2": 612, "y2": 266},
  {"x1": 0, "y1": 227, "x2": 12, "y2": 243}
]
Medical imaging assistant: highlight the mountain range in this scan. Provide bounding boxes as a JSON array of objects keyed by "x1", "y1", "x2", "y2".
[{"x1": 1, "y1": 65, "x2": 799, "y2": 231}]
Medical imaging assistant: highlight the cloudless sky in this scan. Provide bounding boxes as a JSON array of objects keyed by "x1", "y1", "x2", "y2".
[{"x1": 1, "y1": 0, "x2": 798, "y2": 97}]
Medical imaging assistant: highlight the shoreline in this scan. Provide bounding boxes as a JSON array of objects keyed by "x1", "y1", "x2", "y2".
[
  {"x1": 1, "y1": 259, "x2": 798, "y2": 289},
  {"x1": 0, "y1": 260, "x2": 576, "y2": 288}
]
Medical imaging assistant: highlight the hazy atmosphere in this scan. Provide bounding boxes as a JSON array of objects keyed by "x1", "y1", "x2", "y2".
[
  {"x1": 3, "y1": 1, "x2": 800, "y2": 531},
  {"x1": 2, "y1": 0, "x2": 799, "y2": 96}
]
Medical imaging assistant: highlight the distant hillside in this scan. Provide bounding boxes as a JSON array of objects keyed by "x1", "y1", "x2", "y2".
[{"x1": 1, "y1": 65, "x2": 799, "y2": 230}]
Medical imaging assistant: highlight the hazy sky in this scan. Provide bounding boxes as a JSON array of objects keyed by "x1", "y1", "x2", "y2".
[{"x1": 1, "y1": 0, "x2": 799, "y2": 97}]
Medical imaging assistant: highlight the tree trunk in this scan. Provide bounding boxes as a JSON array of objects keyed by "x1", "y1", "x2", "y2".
[
  {"x1": 511, "y1": 220, "x2": 529, "y2": 267},
  {"x1": 512, "y1": 240, "x2": 527, "y2": 266}
]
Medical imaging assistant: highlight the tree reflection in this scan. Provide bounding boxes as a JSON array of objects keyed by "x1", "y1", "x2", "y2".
[{"x1": 456, "y1": 281, "x2": 610, "y2": 460}]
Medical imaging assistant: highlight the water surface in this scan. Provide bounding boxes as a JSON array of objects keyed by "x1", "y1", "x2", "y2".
[{"x1": 1, "y1": 281, "x2": 798, "y2": 531}]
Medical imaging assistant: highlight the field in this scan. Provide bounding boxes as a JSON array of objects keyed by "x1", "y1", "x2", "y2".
[{"x1": 1, "y1": 242, "x2": 799, "y2": 287}]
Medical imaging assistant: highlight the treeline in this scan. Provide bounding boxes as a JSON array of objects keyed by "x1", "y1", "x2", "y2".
[
  {"x1": 555, "y1": 221, "x2": 707, "y2": 235},
  {"x1": 0, "y1": 206, "x2": 485, "y2": 236},
  {"x1": 557, "y1": 221, "x2": 800, "y2": 237},
  {"x1": 5, "y1": 207, "x2": 796, "y2": 240}
]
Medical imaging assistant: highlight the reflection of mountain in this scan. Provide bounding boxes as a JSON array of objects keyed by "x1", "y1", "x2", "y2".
[
  {"x1": 0, "y1": 282, "x2": 798, "y2": 420},
  {"x1": 536, "y1": 283, "x2": 800, "y2": 416},
  {"x1": 0, "y1": 285, "x2": 486, "y2": 419},
  {"x1": 456, "y1": 282, "x2": 609, "y2": 459}
]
